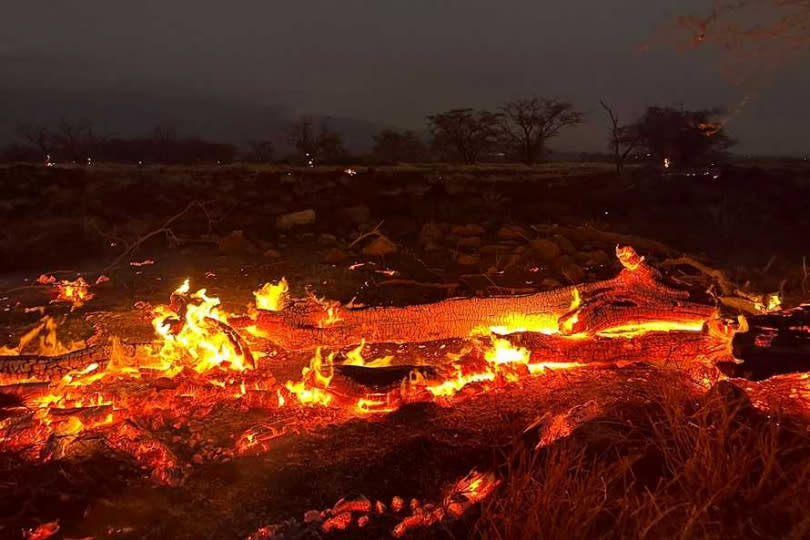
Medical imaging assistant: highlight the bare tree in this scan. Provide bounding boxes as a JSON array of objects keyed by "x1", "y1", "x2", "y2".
[
  {"x1": 151, "y1": 123, "x2": 178, "y2": 163},
  {"x1": 55, "y1": 118, "x2": 92, "y2": 163},
  {"x1": 17, "y1": 124, "x2": 55, "y2": 162},
  {"x1": 286, "y1": 116, "x2": 319, "y2": 162},
  {"x1": 599, "y1": 101, "x2": 639, "y2": 176},
  {"x1": 246, "y1": 140, "x2": 274, "y2": 163},
  {"x1": 285, "y1": 116, "x2": 347, "y2": 164},
  {"x1": 500, "y1": 99, "x2": 582, "y2": 164},
  {"x1": 427, "y1": 108, "x2": 502, "y2": 163}
]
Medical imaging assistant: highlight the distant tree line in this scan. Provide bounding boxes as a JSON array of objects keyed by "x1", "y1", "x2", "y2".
[{"x1": 1, "y1": 98, "x2": 735, "y2": 169}]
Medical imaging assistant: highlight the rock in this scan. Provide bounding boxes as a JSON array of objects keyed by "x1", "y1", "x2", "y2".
[
  {"x1": 276, "y1": 209, "x2": 316, "y2": 229},
  {"x1": 529, "y1": 238, "x2": 561, "y2": 261},
  {"x1": 423, "y1": 241, "x2": 443, "y2": 252},
  {"x1": 497, "y1": 224, "x2": 529, "y2": 241},
  {"x1": 457, "y1": 236, "x2": 482, "y2": 249},
  {"x1": 451, "y1": 224, "x2": 486, "y2": 237},
  {"x1": 263, "y1": 248, "x2": 282, "y2": 259},
  {"x1": 217, "y1": 230, "x2": 256, "y2": 254},
  {"x1": 541, "y1": 278, "x2": 563, "y2": 289},
  {"x1": 555, "y1": 257, "x2": 585, "y2": 283},
  {"x1": 304, "y1": 510, "x2": 323, "y2": 523},
  {"x1": 362, "y1": 235, "x2": 397, "y2": 256},
  {"x1": 339, "y1": 205, "x2": 371, "y2": 225},
  {"x1": 419, "y1": 222, "x2": 445, "y2": 247},
  {"x1": 318, "y1": 233, "x2": 338, "y2": 246},
  {"x1": 480, "y1": 245, "x2": 505, "y2": 255},
  {"x1": 575, "y1": 249, "x2": 611, "y2": 267},
  {"x1": 553, "y1": 234, "x2": 576, "y2": 255},
  {"x1": 456, "y1": 253, "x2": 481, "y2": 266},
  {"x1": 322, "y1": 248, "x2": 349, "y2": 264}
]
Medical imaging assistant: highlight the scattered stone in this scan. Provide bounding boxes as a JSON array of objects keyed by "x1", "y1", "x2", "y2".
[
  {"x1": 575, "y1": 249, "x2": 611, "y2": 267},
  {"x1": 457, "y1": 236, "x2": 482, "y2": 249},
  {"x1": 497, "y1": 224, "x2": 529, "y2": 241},
  {"x1": 322, "y1": 248, "x2": 349, "y2": 264},
  {"x1": 480, "y1": 245, "x2": 505, "y2": 256},
  {"x1": 541, "y1": 277, "x2": 563, "y2": 289},
  {"x1": 339, "y1": 205, "x2": 371, "y2": 225},
  {"x1": 552, "y1": 234, "x2": 576, "y2": 255},
  {"x1": 362, "y1": 235, "x2": 397, "y2": 256},
  {"x1": 456, "y1": 253, "x2": 481, "y2": 266},
  {"x1": 217, "y1": 230, "x2": 256, "y2": 254},
  {"x1": 263, "y1": 249, "x2": 282, "y2": 259},
  {"x1": 529, "y1": 238, "x2": 561, "y2": 261},
  {"x1": 318, "y1": 233, "x2": 338, "y2": 246},
  {"x1": 276, "y1": 209, "x2": 316, "y2": 230},
  {"x1": 451, "y1": 224, "x2": 486, "y2": 237},
  {"x1": 419, "y1": 222, "x2": 445, "y2": 247},
  {"x1": 304, "y1": 510, "x2": 323, "y2": 524},
  {"x1": 556, "y1": 257, "x2": 585, "y2": 283}
]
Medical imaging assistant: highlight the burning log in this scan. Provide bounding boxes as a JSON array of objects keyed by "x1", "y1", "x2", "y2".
[
  {"x1": 510, "y1": 330, "x2": 731, "y2": 373},
  {"x1": 241, "y1": 247, "x2": 717, "y2": 351}
]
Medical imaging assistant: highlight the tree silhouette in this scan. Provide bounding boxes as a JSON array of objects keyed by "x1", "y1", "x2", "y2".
[
  {"x1": 371, "y1": 130, "x2": 427, "y2": 164},
  {"x1": 631, "y1": 106, "x2": 735, "y2": 167},
  {"x1": 599, "y1": 101, "x2": 639, "y2": 175},
  {"x1": 427, "y1": 108, "x2": 502, "y2": 163},
  {"x1": 17, "y1": 124, "x2": 55, "y2": 162},
  {"x1": 500, "y1": 99, "x2": 582, "y2": 164}
]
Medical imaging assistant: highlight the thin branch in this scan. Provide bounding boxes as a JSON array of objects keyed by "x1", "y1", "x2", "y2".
[{"x1": 102, "y1": 200, "x2": 214, "y2": 272}]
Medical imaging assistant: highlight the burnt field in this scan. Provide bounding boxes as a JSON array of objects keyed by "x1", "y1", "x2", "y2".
[{"x1": 2, "y1": 163, "x2": 810, "y2": 540}]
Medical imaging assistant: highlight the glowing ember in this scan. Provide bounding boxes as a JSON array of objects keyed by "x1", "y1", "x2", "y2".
[
  {"x1": 0, "y1": 316, "x2": 85, "y2": 357},
  {"x1": 342, "y1": 339, "x2": 393, "y2": 367},
  {"x1": 284, "y1": 348, "x2": 335, "y2": 406},
  {"x1": 616, "y1": 245, "x2": 644, "y2": 271},
  {"x1": 152, "y1": 280, "x2": 252, "y2": 373},
  {"x1": 38, "y1": 275, "x2": 94, "y2": 308},
  {"x1": 254, "y1": 278, "x2": 289, "y2": 311}
]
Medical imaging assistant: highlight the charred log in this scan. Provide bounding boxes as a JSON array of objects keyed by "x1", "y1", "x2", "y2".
[{"x1": 726, "y1": 304, "x2": 810, "y2": 380}]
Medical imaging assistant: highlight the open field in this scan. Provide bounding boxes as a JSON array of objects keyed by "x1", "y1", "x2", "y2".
[{"x1": 2, "y1": 163, "x2": 810, "y2": 539}]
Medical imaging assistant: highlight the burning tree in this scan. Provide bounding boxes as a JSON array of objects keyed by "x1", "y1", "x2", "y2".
[
  {"x1": 629, "y1": 106, "x2": 735, "y2": 167},
  {"x1": 427, "y1": 108, "x2": 503, "y2": 163},
  {"x1": 500, "y1": 98, "x2": 583, "y2": 164}
]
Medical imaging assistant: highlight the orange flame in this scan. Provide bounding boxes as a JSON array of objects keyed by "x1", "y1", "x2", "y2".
[{"x1": 254, "y1": 278, "x2": 289, "y2": 311}]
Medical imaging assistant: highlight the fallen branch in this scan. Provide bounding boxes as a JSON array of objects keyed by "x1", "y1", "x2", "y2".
[
  {"x1": 238, "y1": 247, "x2": 717, "y2": 350},
  {"x1": 102, "y1": 200, "x2": 214, "y2": 272}
]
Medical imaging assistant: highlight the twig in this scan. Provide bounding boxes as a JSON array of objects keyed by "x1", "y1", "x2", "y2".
[
  {"x1": 660, "y1": 256, "x2": 735, "y2": 295},
  {"x1": 102, "y1": 200, "x2": 213, "y2": 272},
  {"x1": 348, "y1": 220, "x2": 385, "y2": 249}
]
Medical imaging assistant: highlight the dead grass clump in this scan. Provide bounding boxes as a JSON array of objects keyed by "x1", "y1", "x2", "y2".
[{"x1": 476, "y1": 383, "x2": 810, "y2": 540}]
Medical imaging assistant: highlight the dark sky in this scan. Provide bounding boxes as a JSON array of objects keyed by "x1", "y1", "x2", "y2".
[{"x1": 3, "y1": 1, "x2": 809, "y2": 155}]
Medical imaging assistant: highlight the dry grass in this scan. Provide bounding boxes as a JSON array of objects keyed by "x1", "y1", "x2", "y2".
[{"x1": 475, "y1": 383, "x2": 810, "y2": 540}]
